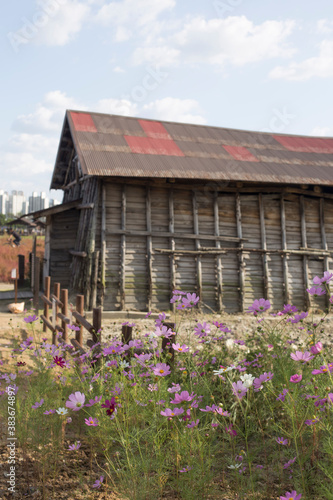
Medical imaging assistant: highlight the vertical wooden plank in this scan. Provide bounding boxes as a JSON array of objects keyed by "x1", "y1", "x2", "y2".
[
  {"x1": 92, "y1": 307, "x2": 102, "y2": 344},
  {"x1": 169, "y1": 189, "x2": 176, "y2": 313},
  {"x1": 214, "y1": 191, "x2": 223, "y2": 311},
  {"x1": 192, "y1": 191, "x2": 202, "y2": 308},
  {"x1": 146, "y1": 186, "x2": 153, "y2": 311},
  {"x1": 259, "y1": 194, "x2": 269, "y2": 300},
  {"x1": 121, "y1": 325, "x2": 133, "y2": 344},
  {"x1": 90, "y1": 250, "x2": 100, "y2": 309},
  {"x1": 100, "y1": 184, "x2": 106, "y2": 307},
  {"x1": 61, "y1": 288, "x2": 68, "y2": 343},
  {"x1": 33, "y1": 256, "x2": 40, "y2": 313},
  {"x1": 43, "y1": 276, "x2": 51, "y2": 333},
  {"x1": 120, "y1": 185, "x2": 126, "y2": 310},
  {"x1": 320, "y1": 197, "x2": 330, "y2": 309},
  {"x1": 300, "y1": 195, "x2": 311, "y2": 310},
  {"x1": 52, "y1": 283, "x2": 60, "y2": 345},
  {"x1": 236, "y1": 193, "x2": 245, "y2": 312},
  {"x1": 75, "y1": 294, "x2": 84, "y2": 346},
  {"x1": 280, "y1": 194, "x2": 290, "y2": 304}
]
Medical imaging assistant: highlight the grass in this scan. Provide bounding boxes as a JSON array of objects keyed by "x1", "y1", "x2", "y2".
[
  {"x1": 0, "y1": 235, "x2": 44, "y2": 283},
  {"x1": 0, "y1": 284, "x2": 333, "y2": 499}
]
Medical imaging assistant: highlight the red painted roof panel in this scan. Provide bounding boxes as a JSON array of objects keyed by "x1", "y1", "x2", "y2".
[
  {"x1": 273, "y1": 135, "x2": 333, "y2": 153},
  {"x1": 124, "y1": 135, "x2": 185, "y2": 156},
  {"x1": 222, "y1": 145, "x2": 259, "y2": 162},
  {"x1": 138, "y1": 119, "x2": 172, "y2": 140},
  {"x1": 70, "y1": 112, "x2": 97, "y2": 133}
]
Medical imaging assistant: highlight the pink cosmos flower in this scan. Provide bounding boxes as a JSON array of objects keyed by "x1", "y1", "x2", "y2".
[
  {"x1": 160, "y1": 407, "x2": 184, "y2": 417},
  {"x1": 152, "y1": 362, "x2": 171, "y2": 377},
  {"x1": 85, "y1": 417, "x2": 99, "y2": 426},
  {"x1": 310, "y1": 342, "x2": 323, "y2": 355},
  {"x1": 24, "y1": 315, "x2": 39, "y2": 323},
  {"x1": 92, "y1": 476, "x2": 104, "y2": 489},
  {"x1": 283, "y1": 457, "x2": 296, "y2": 469},
  {"x1": 181, "y1": 293, "x2": 200, "y2": 308},
  {"x1": 68, "y1": 324, "x2": 80, "y2": 331},
  {"x1": 225, "y1": 424, "x2": 237, "y2": 436},
  {"x1": 281, "y1": 304, "x2": 298, "y2": 315},
  {"x1": 145, "y1": 311, "x2": 152, "y2": 318},
  {"x1": 276, "y1": 437, "x2": 288, "y2": 445},
  {"x1": 68, "y1": 441, "x2": 81, "y2": 450},
  {"x1": 313, "y1": 271, "x2": 333, "y2": 284},
  {"x1": 66, "y1": 391, "x2": 86, "y2": 411},
  {"x1": 306, "y1": 286, "x2": 326, "y2": 296},
  {"x1": 247, "y1": 298, "x2": 271, "y2": 315},
  {"x1": 32, "y1": 398, "x2": 44, "y2": 409},
  {"x1": 312, "y1": 363, "x2": 333, "y2": 375},
  {"x1": 155, "y1": 326, "x2": 174, "y2": 339},
  {"x1": 44, "y1": 409, "x2": 56, "y2": 415},
  {"x1": 170, "y1": 391, "x2": 195, "y2": 404},
  {"x1": 179, "y1": 466, "x2": 193, "y2": 472},
  {"x1": 168, "y1": 383, "x2": 181, "y2": 393},
  {"x1": 85, "y1": 396, "x2": 102, "y2": 407},
  {"x1": 290, "y1": 374, "x2": 302, "y2": 383},
  {"x1": 304, "y1": 417, "x2": 320, "y2": 425},
  {"x1": 253, "y1": 372, "x2": 274, "y2": 391},
  {"x1": 280, "y1": 490, "x2": 302, "y2": 500},
  {"x1": 155, "y1": 312, "x2": 166, "y2": 326},
  {"x1": 187, "y1": 420, "x2": 199, "y2": 428},
  {"x1": 290, "y1": 312, "x2": 308, "y2": 324},
  {"x1": 194, "y1": 322, "x2": 211, "y2": 337},
  {"x1": 200, "y1": 404, "x2": 218, "y2": 413},
  {"x1": 232, "y1": 381, "x2": 248, "y2": 400},
  {"x1": 290, "y1": 351, "x2": 314, "y2": 363},
  {"x1": 172, "y1": 343, "x2": 189, "y2": 352}
]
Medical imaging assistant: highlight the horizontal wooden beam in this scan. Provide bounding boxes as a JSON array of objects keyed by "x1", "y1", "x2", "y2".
[
  {"x1": 154, "y1": 247, "x2": 331, "y2": 256},
  {"x1": 41, "y1": 294, "x2": 52, "y2": 307},
  {"x1": 107, "y1": 228, "x2": 246, "y2": 242},
  {"x1": 76, "y1": 203, "x2": 94, "y2": 210},
  {"x1": 50, "y1": 294, "x2": 63, "y2": 307},
  {"x1": 40, "y1": 314, "x2": 55, "y2": 333},
  {"x1": 69, "y1": 250, "x2": 87, "y2": 258}
]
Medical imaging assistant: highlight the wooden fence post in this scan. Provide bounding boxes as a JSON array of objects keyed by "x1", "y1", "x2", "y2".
[
  {"x1": 76, "y1": 295, "x2": 84, "y2": 346},
  {"x1": 52, "y1": 283, "x2": 60, "y2": 345},
  {"x1": 121, "y1": 325, "x2": 133, "y2": 344},
  {"x1": 61, "y1": 289, "x2": 68, "y2": 343},
  {"x1": 33, "y1": 256, "x2": 40, "y2": 313},
  {"x1": 92, "y1": 307, "x2": 102, "y2": 344},
  {"x1": 18, "y1": 254, "x2": 25, "y2": 288},
  {"x1": 43, "y1": 276, "x2": 51, "y2": 333}
]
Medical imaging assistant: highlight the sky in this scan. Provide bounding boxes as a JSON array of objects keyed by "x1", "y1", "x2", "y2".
[{"x1": 1, "y1": 0, "x2": 333, "y2": 201}]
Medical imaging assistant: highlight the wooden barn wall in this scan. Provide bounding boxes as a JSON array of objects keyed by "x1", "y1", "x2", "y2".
[
  {"x1": 98, "y1": 179, "x2": 333, "y2": 313},
  {"x1": 49, "y1": 209, "x2": 79, "y2": 289}
]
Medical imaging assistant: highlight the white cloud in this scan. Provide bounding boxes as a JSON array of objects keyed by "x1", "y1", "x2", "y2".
[
  {"x1": 269, "y1": 40, "x2": 333, "y2": 81},
  {"x1": 95, "y1": 0, "x2": 175, "y2": 41},
  {"x1": 141, "y1": 97, "x2": 206, "y2": 124},
  {"x1": 132, "y1": 16, "x2": 296, "y2": 68},
  {"x1": 33, "y1": 0, "x2": 91, "y2": 46},
  {"x1": 95, "y1": 98, "x2": 138, "y2": 115},
  {"x1": 113, "y1": 65, "x2": 125, "y2": 73},
  {"x1": 311, "y1": 126, "x2": 333, "y2": 136},
  {"x1": 316, "y1": 19, "x2": 333, "y2": 34}
]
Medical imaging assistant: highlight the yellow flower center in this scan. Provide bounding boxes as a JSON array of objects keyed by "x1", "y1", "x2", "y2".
[
  {"x1": 159, "y1": 369, "x2": 164, "y2": 374},
  {"x1": 179, "y1": 348, "x2": 183, "y2": 351}
]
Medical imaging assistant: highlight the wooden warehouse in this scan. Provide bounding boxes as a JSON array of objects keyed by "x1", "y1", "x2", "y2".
[{"x1": 33, "y1": 110, "x2": 333, "y2": 312}]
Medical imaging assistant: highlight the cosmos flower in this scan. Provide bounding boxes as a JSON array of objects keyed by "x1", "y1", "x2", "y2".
[{"x1": 66, "y1": 391, "x2": 86, "y2": 411}]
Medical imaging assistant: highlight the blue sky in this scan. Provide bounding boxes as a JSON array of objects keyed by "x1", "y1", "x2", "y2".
[{"x1": 1, "y1": 0, "x2": 333, "y2": 200}]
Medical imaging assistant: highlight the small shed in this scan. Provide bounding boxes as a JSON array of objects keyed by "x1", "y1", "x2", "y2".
[{"x1": 34, "y1": 110, "x2": 333, "y2": 312}]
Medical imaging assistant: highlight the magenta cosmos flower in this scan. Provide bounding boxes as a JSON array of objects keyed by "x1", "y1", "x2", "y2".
[
  {"x1": 160, "y1": 407, "x2": 184, "y2": 417},
  {"x1": 232, "y1": 381, "x2": 248, "y2": 400},
  {"x1": 172, "y1": 343, "x2": 189, "y2": 352},
  {"x1": 85, "y1": 417, "x2": 99, "y2": 426},
  {"x1": 170, "y1": 391, "x2": 195, "y2": 404},
  {"x1": 53, "y1": 356, "x2": 66, "y2": 368},
  {"x1": 290, "y1": 351, "x2": 314, "y2": 363},
  {"x1": 66, "y1": 391, "x2": 86, "y2": 411},
  {"x1": 92, "y1": 476, "x2": 104, "y2": 489},
  {"x1": 68, "y1": 441, "x2": 81, "y2": 451},
  {"x1": 276, "y1": 437, "x2": 288, "y2": 445},
  {"x1": 101, "y1": 397, "x2": 117, "y2": 415},
  {"x1": 290, "y1": 374, "x2": 302, "y2": 383},
  {"x1": 152, "y1": 362, "x2": 171, "y2": 377},
  {"x1": 313, "y1": 271, "x2": 333, "y2": 284},
  {"x1": 247, "y1": 298, "x2": 271, "y2": 315},
  {"x1": 181, "y1": 293, "x2": 200, "y2": 308},
  {"x1": 280, "y1": 490, "x2": 302, "y2": 500},
  {"x1": 32, "y1": 398, "x2": 44, "y2": 409},
  {"x1": 281, "y1": 304, "x2": 298, "y2": 315},
  {"x1": 24, "y1": 315, "x2": 39, "y2": 323},
  {"x1": 194, "y1": 322, "x2": 211, "y2": 337},
  {"x1": 306, "y1": 286, "x2": 326, "y2": 297},
  {"x1": 310, "y1": 342, "x2": 323, "y2": 355}
]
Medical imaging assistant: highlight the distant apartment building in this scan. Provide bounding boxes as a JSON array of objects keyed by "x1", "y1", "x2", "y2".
[
  {"x1": 0, "y1": 190, "x2": 60, "y2": 216},
  {"x1": 0, "y1": 190, "x2": 8, "y2": 214}
]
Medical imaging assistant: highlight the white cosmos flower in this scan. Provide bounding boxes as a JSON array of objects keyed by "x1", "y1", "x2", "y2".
[
  {"x1": 240, "y1": 374, "x2": 255, "y2": 388},
  {"x1": 56, "y1": 407, "x2": 68, "y2": 415}
]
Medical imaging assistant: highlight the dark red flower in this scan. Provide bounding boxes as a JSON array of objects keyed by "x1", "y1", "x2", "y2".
[
  {"x1": 101, "y1": 397, "x2": 116, "y2": 415},
  {"x1": 53, "y1": 356, "x2": 65, "y2": 368}
]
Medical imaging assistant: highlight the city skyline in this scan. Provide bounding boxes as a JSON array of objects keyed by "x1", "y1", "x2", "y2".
[{"x1": 0, "y1": 189, "x2": 60, "y2": 217}]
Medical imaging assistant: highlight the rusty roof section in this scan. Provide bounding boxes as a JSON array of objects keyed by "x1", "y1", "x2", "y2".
[{"x1": 50, "y1": 110, "x2": 333, "y2": 189}]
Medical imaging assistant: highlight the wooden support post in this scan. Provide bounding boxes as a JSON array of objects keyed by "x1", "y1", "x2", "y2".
[
  {"x1": 121, "y1": 325, "x2": 133, "y2": 344},
  {"x1": 101, "y1": 184, "x2": 106, "y2": 307},
  {"x1": 18, "y1": 254, "x2": 25, "y2": 287},
  {"x1": 169, "y1": 189, "x2": 176, "y2": 313},
  {"x1": 120, "y1": 185, "x2": 126, "y2": 310},
  {"x1": 320, "y1": 198, "x2": 330, "y2": 309},
  {"x1": 43, "y1": 276, "x2": 51, "y2": 333},
  {"x1": 162, "y1": 322, "x2": 176, "y2": 366},
  {"x1": 92, "y1": 307, "x2": 102, "y2": 344},
  {"x1": 75, "y1": 295, "x2": 84, "y2": 346},
  {"x1": 61, "y1": 289, "x2": 68, "y2": 343},
  {"x1": 236, "y1": 193, "x2": 245, "y2": 312},
  {"x1": 52, "y1": 283, "x2": 60, "y2": 345},
  {"x1": 90, "y1": 250, "x2": 100, "y2": 309},
  {"x1": 33, "y1": 256, "x2": 40, "y2": 313},
  {"x1": 280, "y1": 195, "x2": 290, "y2": 304},
  {"x1": 192, "y1": 191, "x2": 202, "y2": 309},
  {"x1": 259, "y1": 194, "x2": 269, "y2": 301},
  {"x1": 214, "y1": 191, "x2": 223, "y2": 311},
  {"x1": 146, "y1": 186, "x2": 153, "y2": 312},
  {"x1": 300, "y1": 196, "x2": 310, "y2": 310}
]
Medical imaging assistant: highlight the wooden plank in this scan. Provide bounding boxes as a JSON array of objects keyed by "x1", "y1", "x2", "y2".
[
  {"x1": 107, "y1": 228, "x2": 245, "y2": 242},
  {"x1": 236, "y1": 193, "x2": 245, "y2": 312},
  {"x1": 69, "y1": 250, "x2": 87, "y2": 257},
  {"x1": 101, "y1": 184, "x2": 106, "y2": 306},
  {"x1": 169, "y1": 189, "x2": 176, "y2": 312},
  {"x1": 214, "y1": 191, "x2": 223, "y2": 311},
  {"x1": 61, "y1": 288, "x2": 68, "y2": 342},
  {"x1": 146, "y1": 186, "x2": 153, "y2": 311},
  {"x1": 320, "y1": 198, "x2": 330, "y2": 310},
  {"x1": 120, "y1": 185, "x2": 126, "y2": 310},
  {"x1": 192, "y1": 191, "x2": 202, "y2": 308},
  {"x1": 280, "y1": 194, "x2": 290, "y2": 303},
  {"x1": 300, "y1": 195, "x2": 310, "y2": 309},
  {"x1": 42, "y1": 276, "x2": 51, "y2": 333},
  {"x1": 75, "y1": 295, "x2": 84, "y2": 346},
  {"x1": 259, "y1": 194, "x2": 269, "y2": 300}
]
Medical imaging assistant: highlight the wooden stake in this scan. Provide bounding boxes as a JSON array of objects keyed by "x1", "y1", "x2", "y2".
[
  {"x1": 280, "y1": 194, "x2": 290, "y2": 304},
  {"x1": 236, "y1": 193, "x2": 245, "y2": 312},
  {"x1": 52, "y1": 283, "x2": 60, "y2": 345},
  {"x1": 33, "y1": 256, "x2": 40, "y2": 313},
  {"x1": 214, "y1": 191, "x2": 223, "y2": 311},
  {"x1": 92, "y1": 307, "x2": 102, "y2": 344},
  {"x1": 43, "y1": 276, "x2": 51, "y2": 333},
  {"x1": 75, "y1": 295, "x2": 84, "y2": 346},
  {"x1": 259, "y1": 194, "x2": 269, "y2": 300},
  {"x1": 61, "y1": 289, "x2": 68, "y2": 343}
]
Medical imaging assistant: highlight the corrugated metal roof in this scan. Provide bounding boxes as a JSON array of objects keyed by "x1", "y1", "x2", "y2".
[{"x1": 50, "y1": 110, "x2": 333, "y2": 189}]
